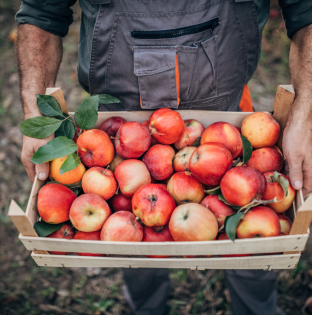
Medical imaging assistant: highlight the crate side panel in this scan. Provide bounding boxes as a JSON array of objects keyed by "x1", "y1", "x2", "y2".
[{"x1": 31, "y1": 253, "x2": 300, "y2": 269}]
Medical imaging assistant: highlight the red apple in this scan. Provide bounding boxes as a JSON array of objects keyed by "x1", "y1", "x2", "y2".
[
  {"x1": 47, "y1": 224, "x2": 74, "y2": 255},
  {"x1": 220, "y1": 166, "x2": 267, "y2": 207},
  {"x1": 114, "y1": 159, "x2": 151, "y2": 198},
  {"x1": 115, "y1": 121, "x2": 151, "y2": 159},
  {"x1": 132, "y1": 183, "x2": 176, "y2": 226},
  {"x1": 109, "y1": 153, "x2": 124, "y2": 173},
  {"x1": 236, "y1": 206, "x2": 280, "y2": 238},
  {"x1": 99, "y1": 116, "x2": 127, "y2": 137},
  {"x1": 108, "y1": 191, "x2": 132, "y2": 212},
  {"x1": 174, "y1": 119, "x2": 205, "y2": 150},
  {"x1": 143, "y1": 225, "x2": 174, "y2": 258},
  {"x1": 277, "y1": 214, "x2": 292, "y2": 235},
  {"x1": 100, "y1": 211, "x2": 143, "y2": 241},
  {"x1": 149, "y1": 108, "x2": 185, "y2": 144},
  {"x1": 173, "y1": 147, "x2": 197, "y2": 172},
  {"x1": 77, "y1": 129, "x2": 114, "y2": 168},
  {"x1": 82, "y1": 167, "x2": 117, "y2": 200},
  {"x1": 69, "y1": 193, "x2": 111, "y2": 232},
  {"x1": 200, "y1": 195, "x2": 234, "y2": 227},
  {"x1": 167, "y1": 171, "x2": 205, "y2": 205},
  {"x1": 73, "y1": 231, "x2": 106, "y2": 257},
  {"x1": 189, "y1": 143, "x2": 232, "y2": 186},
  {"x1": 201, "y1": 122, "x2": 242, "y2": 159},
  {"x1": 247, "y1": 147, "x2": 284, "y2": 173},
  {"x1": 241, "y1": 112, "x2": 280, "y2": 149},
  {"x1": 169, "y1": 203, "x2": 218, "y2": 241},
  {"x1": 37, "y1": 183, "x2": 76, "y2": 224},
  {"x1": 217, "y1": 233, "x2": 252, "y2": 257},
  {"x1": 142, "y1": 144, "x2": 175, "y2": 180},
  {"x1": 262, "y1": 172, "x2": 296, "y2": 213}
]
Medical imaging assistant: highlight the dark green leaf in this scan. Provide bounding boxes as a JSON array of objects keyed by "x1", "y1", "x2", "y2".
[
  {"x1": 205, "y1": 186, "x2": 221, "y2": 195},
  {"x1": 218, "y1": 193, "x2": 241, "y2": 211},
  {"x1": 59, "y1": 152, "x2": 81, "y2": 175},
  {"x1": 273, "y1": 171, "x2": 289, "y2": 197},
  {"x1": 36, "y1": 94, "x2": 64, "y2": 118},
  {"x1": 225, "y1": 212, "x2": 245, "y2": 242},
  {"x1": 20, "y1": 116, "x2": 62, "y2": 139},
  {"x1": 240, "y1": 135, "x2": 253, "y2": 165},
  {"x1": 74, "y1": 95, "x2": 99, "y2": 129},
  {"x1": 98, "y1": 94, "x2": 121, "y2": 104},
  {"x1": 31, "y1": 137, "x2": 78, "y2": 164},
  {"x1": 71, "y1": 188, "x2": 80, "y2": 196},
  {"x1": 55, "y1": 114, "x2": 75, "y2": 139},
  {"x1": 34, "y1": 221, "x2": 63, "y2": 237},
  {"x1": 48, "y1": 180, "x2": 82, "y2": 193},
  {"x1": 192, "y1": 137, "x2": 201, "y2": 147}
]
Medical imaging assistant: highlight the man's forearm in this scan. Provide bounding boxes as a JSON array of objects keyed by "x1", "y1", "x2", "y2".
[
  {"x1": 17, "y1": 24, "x2": 62, "y2": 117},
  {"x1": 289, "y1": 24, "x2": 312, "y2": 115}
]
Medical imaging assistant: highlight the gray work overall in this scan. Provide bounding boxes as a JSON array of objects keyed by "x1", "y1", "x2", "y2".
[{"x1": 84, "y1": 0, "x2": 284, "y2": 314}]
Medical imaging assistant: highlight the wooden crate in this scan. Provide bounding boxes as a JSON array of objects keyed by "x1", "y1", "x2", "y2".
[{"x1": 8, "y1": 86, "x2": 312, "y2": 270}]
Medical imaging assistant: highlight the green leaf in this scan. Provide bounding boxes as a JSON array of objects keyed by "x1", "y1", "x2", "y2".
[
  {"x1": 31, "y1": 137, "x2": 78, "y2": 164},
  {"x1": 71, "y1": 188, "x2": 80, "y2": 196},
  {"x1": 240, "y1": 135, "x2": 253, "y2": 165},
  {"x1": 59, "y1": 152, "x2": 81, "y2": 175},
  {"x1": 205, "y1": 186, "x2": 221, "y2": 195},
  {"x1": 36, "y1": 94, "x2": 64, "y2": 118},
  {"x1": 218, "y1": 193, "x2": 241, "y2": 211},
  {"x1": 55, "y1": 114, "x2": 75, "y2": 139},
  {"x1": 273, "y1": 171, "x2": 289, "y2": 197},
  {"x1": 98, "y1": 94, "x2": 121, "y2": 104},
  {"x1": 225, "y1": 212, "x2": 245, "y2": 242},
  {"x1": 192, "y1": 137, "x2": 201, "y2": 147},
  {"x1": 34, "y1": 221, "x2": 63, "y2": 237},
  {"x1": 20, "y1": 116, "x2": 62, "y2": 139},
  {"x1": 74, "y1": 95, "x2": 99, "y2": 130}
]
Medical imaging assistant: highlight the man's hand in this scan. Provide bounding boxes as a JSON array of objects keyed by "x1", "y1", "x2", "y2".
[
  {"x1": 21, "y1": 113, "x2": 54, "y2": 182},
  {"x1": 283, "y1": 100, "x2": 312, "y2": 195},
  {"x1": 22, "y1": 135, "x2": 54, "y2": 183}
]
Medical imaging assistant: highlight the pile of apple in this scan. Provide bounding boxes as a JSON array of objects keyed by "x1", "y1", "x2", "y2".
[{"x1": 37, "y1": 108, "x2": 295, "y2": 257}]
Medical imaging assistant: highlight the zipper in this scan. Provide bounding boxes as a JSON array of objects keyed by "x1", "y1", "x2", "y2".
[{"x1": 131, "y1": 17, "x2": 220, "y2": 40}]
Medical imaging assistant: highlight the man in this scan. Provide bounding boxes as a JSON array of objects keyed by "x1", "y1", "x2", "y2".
[{"x1": 15, "y1": 1, "x2": 312, "y2": 314}]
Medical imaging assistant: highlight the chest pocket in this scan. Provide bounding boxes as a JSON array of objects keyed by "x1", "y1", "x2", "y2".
[{"x1": 133, "y1": 23, "x2": 218, "y2": 109}]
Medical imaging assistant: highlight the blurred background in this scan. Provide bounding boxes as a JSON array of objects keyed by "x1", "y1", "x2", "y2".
[{"x1": 0, "y1": 1, "x2": 311, "y2": 314}]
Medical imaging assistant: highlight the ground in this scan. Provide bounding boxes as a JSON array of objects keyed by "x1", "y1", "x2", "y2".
[{"x1": 1, "y1": 1, "x2": 312, "y2": 314}]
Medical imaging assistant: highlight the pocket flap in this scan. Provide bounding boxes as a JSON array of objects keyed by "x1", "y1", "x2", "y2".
[{"x1": 134, "y1": 46, "x2": 176, "y2": 76}]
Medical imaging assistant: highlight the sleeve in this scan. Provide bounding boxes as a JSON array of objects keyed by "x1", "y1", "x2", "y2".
[
  {"x1": 15, "y1": 0, "x2": 77, "y2": 38},
  {"x1": 279, "y1": 0, "x2": 312, "y2": 39}
]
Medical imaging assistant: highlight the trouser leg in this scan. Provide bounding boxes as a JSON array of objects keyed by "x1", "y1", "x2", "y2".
[
  {"x1": 122, "y1": 268, "x2": 171, "y2": 315},
  {"x1": 224, "y1": 270, "x2": 285, "y2": 315}
]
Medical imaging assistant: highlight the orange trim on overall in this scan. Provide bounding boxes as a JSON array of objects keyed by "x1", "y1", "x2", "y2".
[
  {"x1": 175, "y1": 54, "x2": 180, "y2": 106},
  {"x1": 239, "y1": 84, "x2": 253, "y2": 112}
]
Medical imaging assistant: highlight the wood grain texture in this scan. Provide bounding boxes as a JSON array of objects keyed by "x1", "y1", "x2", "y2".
[
  {"x1": 20, "y1": 233, "x2": 308, "y2": 256},
  {"x1": 272, "y1": 85, "x2": 295, "y2": 151},
  {"x1": 31, "y1": 253, "x2": 300, "y2": 269}
]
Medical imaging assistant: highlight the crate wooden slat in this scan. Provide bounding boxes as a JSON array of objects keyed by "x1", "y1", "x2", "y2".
[
  {"x1": 9, "y1": 85, "x2": 312, "y2": 269},
  {"x1": 31, "y1": 253, "x2": 300, "y2": 270},
  {"x1": 20, "y1": 233, "x2": 307, "y2": 256}
]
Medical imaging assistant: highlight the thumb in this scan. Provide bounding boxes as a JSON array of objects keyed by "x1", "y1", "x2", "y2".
[
  {"x1": 35, "y1": 162, "x2": 50, "y2": 181},
  {"x1": 287, "y1": 157, "x2": 303, "y2": 190}
]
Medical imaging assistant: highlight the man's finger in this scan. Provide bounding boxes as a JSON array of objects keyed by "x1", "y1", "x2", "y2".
[
  {"x1": 287, "y1": 156, "x2": 303, "y2": 190},
  {"x1": 302, "y1": 166, "x2": 312, "y2": 196},
  {"x1": 35, "y1": 162, "x2": 50, "y2": 181}
]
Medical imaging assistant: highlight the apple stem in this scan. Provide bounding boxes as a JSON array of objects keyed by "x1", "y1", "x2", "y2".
[
  {"x1": 232, "y1": 158, "x2": 241, "y2": 168},
  {"x1": 110, "y1": 136, "x2": 117, "y2": 140},
  {"x1": 135, "y1": 217, "x2": 140, "y2": 221},
  {"x1": 237, "y1": 197, "x2": 279, "y2": 214},
  {"x1": 115, "y1": 186, "x2": 119, "y2": 195},
  {"x1": 103, "y1": 165, "x2": 110, "y2": 175}
]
